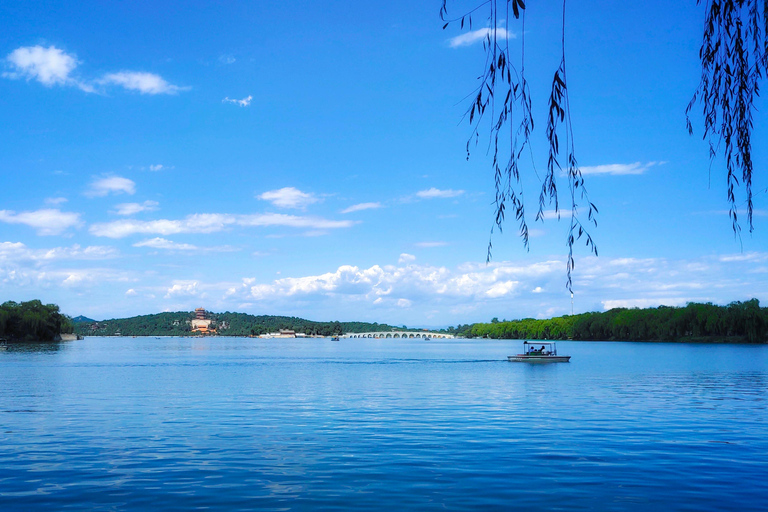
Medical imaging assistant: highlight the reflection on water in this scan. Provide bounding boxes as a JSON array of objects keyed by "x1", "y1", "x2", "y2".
[
  {"x1": 0, "y1": 341, "x2": 67, "y2": 354},
  {"x1": 0, "y1": 337, "x2": 766, "y2": 510}
]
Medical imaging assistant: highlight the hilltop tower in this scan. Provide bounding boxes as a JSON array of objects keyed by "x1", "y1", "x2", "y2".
[{"x1": 191, "y1": 307, "x2": 214, "y2": 334}]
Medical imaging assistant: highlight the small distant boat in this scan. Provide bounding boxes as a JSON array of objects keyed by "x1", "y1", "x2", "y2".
[
  {"x1": 330, "y1": 336, "x2": 340, "y2": 341},
  {"x1": 508, "y1": 341, "x2": 571, "y2": 363}
]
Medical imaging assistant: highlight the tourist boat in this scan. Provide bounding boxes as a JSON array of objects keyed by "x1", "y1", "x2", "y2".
[{"x1": 508, "y1": 341, "x2": 571, "y2": 363}]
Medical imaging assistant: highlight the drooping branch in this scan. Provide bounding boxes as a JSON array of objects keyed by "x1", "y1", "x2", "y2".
[
  {"x1": 687, "y1": 0, "x2": 767, "y2": 239},
  {"x1": 442, "y1": 0, "x2": 532, "y2": 263},
  {"x1": 441, "y1": 0, "x2": 597, "y2": 292}
]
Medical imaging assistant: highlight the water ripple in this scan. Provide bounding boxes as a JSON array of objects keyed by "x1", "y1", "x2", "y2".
[{"x1": 0, "y1": 337, "x2": 766, "y2": 510}]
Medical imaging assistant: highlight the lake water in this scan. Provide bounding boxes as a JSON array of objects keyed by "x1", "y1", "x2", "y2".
[{"x1": 1, "y1": 337, "x2": 766, "y2": 510}]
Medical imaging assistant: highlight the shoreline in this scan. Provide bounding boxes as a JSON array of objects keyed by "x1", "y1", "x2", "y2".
[{"x1": 33, "y1": 334, "x2": 768, "y2": 345}]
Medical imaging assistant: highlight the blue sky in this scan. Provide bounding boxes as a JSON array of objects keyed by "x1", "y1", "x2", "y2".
[{"x1": 1, "y1": 0, "x2": 766, "y2": 326}]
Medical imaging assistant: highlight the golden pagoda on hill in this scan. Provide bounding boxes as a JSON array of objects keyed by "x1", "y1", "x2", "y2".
[{"x1": 191, "y1": 307, "x2": 215, "y2": 335}]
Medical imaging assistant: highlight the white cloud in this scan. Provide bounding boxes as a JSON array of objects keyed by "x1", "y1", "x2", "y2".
[
  {"x1": 341, "y1": 202, "x2": 382, "y2": 214},
  {"x1": 718, "y1": 252, "x2": 768, "y2": 263},
  {"x1": 133, "y1": 237, "x2": 237, "y2": 253},
  {"x1": 486, "y1": 280, "x2": 519, "y2": 298},
  {"x1": 397, "y1": 298, "x2": 412, "y2": 308},
  {"x1": 532, "y1": 286, "x2": 543, "y2": 293},
  {"x1": 449, "y1": 27, "x2": 515, "y2": 48},
  {"x1": 4, "y1": 45, "x2": 183, "y2": 95},
  {"x1": 415, "y1": 241, "x2": 448, "y2": 248},
  {"x1": 0, "y1": 209, "x2": 82, "y2": 235},
  {"x1": 100, "y1": 72, "x2": 185, "y2": 95},
  {"x1": 165, "y1": 281, "x2": 200, "y2": 299},
  {"x1": 416, "y1": 187, "x2": 465, "y2": 199},
  {"x1": 0, "y1": 241, "x2": 123, "y2": 291},
  {"x1": 580, "y1": 161, "x2": 662, "y2": 176},
  {"x1": 399, "y1": 253, "x2": 416, "y2": 264},
  {"x1": 219, "y1": 55, "x2": 236, "y2": 65},
  {"x1": 90, "y1": 215, "x2": 231, "y2": 238},
  {"x1": 3, "y1": 45, "x2": 89, "y2": 90},
  {"x1": 86, "y1": 176, "x2": 136, "y2": 197},
  {"x1": 113, "y1": 201, "x2": 159, "y2": 216},
  {"x1": 223, "y1": 95, "x2": 252, "y2": 107},
  {"x1": 134, "y1": 237, "x2": 198, "y2": 251},
  {"x1": 45, "y1": 197, "x2": 68, "y2": 206},
  {"x1": 257, "y1": 187, "x2": 319, "y2": 209},
  {"x1": 0, "y1": 241, "x2": 118, "y2": 262},
  {"x1": 240, "y1": 213, "x2": 355, "y2": 229},
  {"x1": 537, "y1": 210, "x2": 561, "y2": 220},
  {"x1": 90, "y1": 212, "x2": 355, "y2": 238},
  {"x1": 125, "y1": 288, "x2": 138, "y2": 296},
  {"x1": 149, "y1": 164, "x2": 165, "y2": 172}
]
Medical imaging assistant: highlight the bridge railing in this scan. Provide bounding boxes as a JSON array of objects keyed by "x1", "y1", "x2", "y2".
[{"x1": 342, "y1": 332, "x2": 454, "y2": 339}]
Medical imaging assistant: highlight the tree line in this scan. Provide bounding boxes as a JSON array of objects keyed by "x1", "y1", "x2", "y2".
[
  {"x1": 469, "y1": 300, "x2": 767, "y2": 343},
  {"x1": 0, "y1": 300, "x2": 74, "y2": 342}
]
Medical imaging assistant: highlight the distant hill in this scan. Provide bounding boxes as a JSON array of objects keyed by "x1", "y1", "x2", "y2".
[
  {"x1": 72, "y1": 315, "x2": 96, "y2": 323},
  {"x1": 74, "y1": 310, "x2": 404, "y2": 337}
]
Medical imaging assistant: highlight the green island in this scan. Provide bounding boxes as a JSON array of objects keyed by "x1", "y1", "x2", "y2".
[
  {"x1": 0, "y1": 300, "x2": 75, "y2": 342},
  {"x1": 3, "y1": 299, "x2": 767, "y2": 343}
]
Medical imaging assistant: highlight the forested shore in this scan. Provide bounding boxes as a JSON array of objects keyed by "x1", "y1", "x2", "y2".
[
  {"x1": 0, "y1": 300, "x2": 74, "y2": 342},
  {"x1": 466, "y1": 300, "x2": 767, "y2": 343}
]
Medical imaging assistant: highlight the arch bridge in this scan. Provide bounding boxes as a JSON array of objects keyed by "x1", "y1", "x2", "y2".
[{"x1": 343, "y1": 332, "x2": 454, "y2": 339}]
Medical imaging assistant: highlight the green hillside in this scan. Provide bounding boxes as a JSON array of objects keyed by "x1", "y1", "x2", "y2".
[{"x1": 74, "y1": 310, "x2": 403, "y2": 337}]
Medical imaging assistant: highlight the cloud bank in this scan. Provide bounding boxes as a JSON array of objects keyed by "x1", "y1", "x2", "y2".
[{"x1": 90, "y1": 212, "x2": 356, "y2": 238}]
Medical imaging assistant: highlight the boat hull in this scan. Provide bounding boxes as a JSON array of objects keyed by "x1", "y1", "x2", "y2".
[{"x1": 508, "y1": 355, "x2": 571, "y2": 363}]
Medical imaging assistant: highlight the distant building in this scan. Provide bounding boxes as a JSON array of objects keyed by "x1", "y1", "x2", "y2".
[
  {"x1": 260, "y1": 329, "x2": 297, "y2": 338},
  {"x1": 191, "y1": 307, "x2": 215, "y2": 334}
]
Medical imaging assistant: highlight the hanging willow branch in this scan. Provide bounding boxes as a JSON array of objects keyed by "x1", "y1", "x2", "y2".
[
  {"x1": 686, "y1": 0, "x2": 767, "y2": 240},
  {"x1": 443, "y1": 0, "x2": 766, "y2": 291},
  {"x1": 441, "y1": 0, "x2": 597, "y2": 292}
]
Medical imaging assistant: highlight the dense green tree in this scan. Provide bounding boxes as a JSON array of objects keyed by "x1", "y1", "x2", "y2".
[{"x1": 0, "y1": 300, "x2": 73, "y2": 342}]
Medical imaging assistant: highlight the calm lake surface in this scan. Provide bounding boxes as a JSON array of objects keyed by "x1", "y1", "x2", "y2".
[{"x1": 1, "y1": 337, "x2": 766, "y2": 510}]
